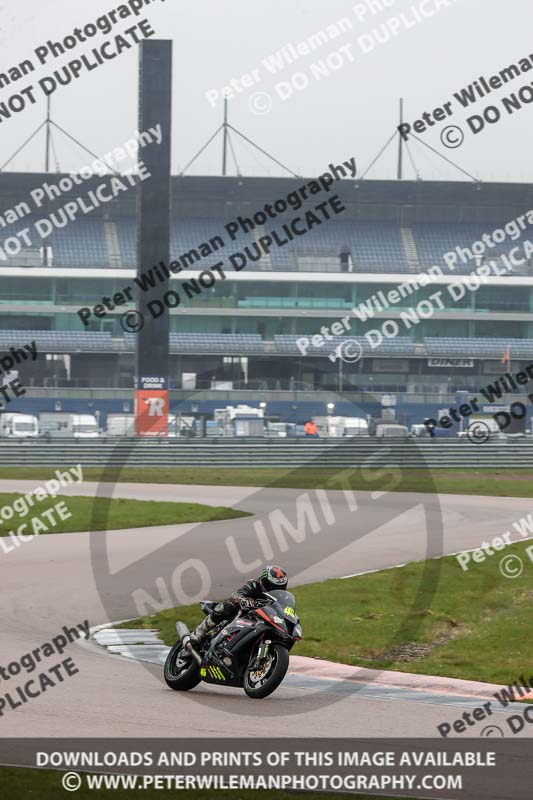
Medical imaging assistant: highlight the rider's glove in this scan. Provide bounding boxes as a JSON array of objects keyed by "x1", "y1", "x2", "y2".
[{"x1": 237, "y1": 596, "x2": 256, "y2": 610}]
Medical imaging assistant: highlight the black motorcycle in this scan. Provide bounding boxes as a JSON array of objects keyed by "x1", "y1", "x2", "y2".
[{"x1": 164, "y1": 590, "x2": 303, "y2": 699}]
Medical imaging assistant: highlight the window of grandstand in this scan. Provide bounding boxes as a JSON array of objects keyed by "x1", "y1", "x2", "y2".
[{"x1": 296, "y1": 255, "x2": 342, "y2": 272}]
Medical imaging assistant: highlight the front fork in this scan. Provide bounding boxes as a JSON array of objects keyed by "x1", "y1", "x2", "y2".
[{"x1": 249, "y1": 639, "x2": 271, "y2": 671}]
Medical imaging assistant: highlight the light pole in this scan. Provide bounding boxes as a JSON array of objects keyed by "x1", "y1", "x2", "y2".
[{"x1": 327, "y1": 403, "x2": 335, "y2": 438}]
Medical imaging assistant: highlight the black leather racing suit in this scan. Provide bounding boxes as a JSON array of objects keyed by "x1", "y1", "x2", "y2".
[{"x1": 210, "y1": 579, "x2": 264, "y2": 624}]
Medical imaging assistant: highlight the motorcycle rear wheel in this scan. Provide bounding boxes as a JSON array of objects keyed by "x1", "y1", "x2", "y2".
[
  {"x1": 164, "y1": 641, "x2": 201, "y2": 691},
  {"x1": 243, "y1": 643, "x2": 289, "y2": 699}
]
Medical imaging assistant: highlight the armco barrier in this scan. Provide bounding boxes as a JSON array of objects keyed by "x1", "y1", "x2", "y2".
[{"x1": 1, "y1": 438, "x2": 533, "y2": 468}]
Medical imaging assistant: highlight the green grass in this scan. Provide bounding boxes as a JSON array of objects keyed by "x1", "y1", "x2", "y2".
[
  {"x1": 0, "y1": 466, "x2": 533, "y2": 497},
  {"x1": 121, "y1": 537, "x2": 533, "y2": 686},
  {"x1": 0, "y1": 493, "x2": 249, "y2": 536},
  {"x1": 0, "y1": 768, "x2": 408, "y2": 800}
]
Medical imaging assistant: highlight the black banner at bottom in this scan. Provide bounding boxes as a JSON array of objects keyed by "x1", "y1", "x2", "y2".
[{"x1": 0, "y1": 738, "x2": 531, "y2": 799}]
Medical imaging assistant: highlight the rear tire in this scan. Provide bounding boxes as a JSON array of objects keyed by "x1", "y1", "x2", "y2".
[
  {"x1": 164, "y1": 641, "x2": 200, "y2": 691},
  {"x1": 244, "y1": 643, "x2": 289, "y2": 699}
]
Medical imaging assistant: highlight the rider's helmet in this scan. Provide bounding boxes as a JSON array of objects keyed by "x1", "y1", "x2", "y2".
[{"x1": 259, "y1": 565, "x2": 288, "y2": 592}]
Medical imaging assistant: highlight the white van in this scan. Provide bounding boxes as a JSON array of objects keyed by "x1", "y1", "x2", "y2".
[
  {"x1": 374, "y1": 422, "x2": 409, "y2": 438},
  {"x1": 0, "y1": 413, "x2": 39, "y2": 438},
  {"x1": 313, "y1": 416, "x2": 369, "y2": 437},
  {"x1": 458, "y1": 416, "x2": 503, "y2": 441},
  {"x1": 40, "y1": 413, "x2": 100, "y2": 438},
  {"x1": 106, "y1": 414, "x2": 136, "y2": 437},
  {"x1": 329, "y1": 416, "x2": 369, "y2": 437},
  {"x1": 214, "y1": 405, "x2": 265, "y2": 437}
]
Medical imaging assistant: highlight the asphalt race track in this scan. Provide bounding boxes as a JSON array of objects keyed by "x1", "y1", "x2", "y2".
[{"x1": 1, "y1": 479, "x2": 532, "y2": 741}]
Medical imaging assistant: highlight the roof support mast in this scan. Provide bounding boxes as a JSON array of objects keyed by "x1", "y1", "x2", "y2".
[
  {"x1": 180, "y1": 100, "x2": 299, "y2": 178},
  {"x1": 45, "y1": 96, "x2": 51, "y2": 173},
  {"x1": 361, "y1": 98, "x2": 479, "y2": 182},
  {"x1": 397, "y1": 98, "x2": 403, "y2": 180},
  {"x1": 222, "y1": 98, "x2": 228, "y2": 176}
]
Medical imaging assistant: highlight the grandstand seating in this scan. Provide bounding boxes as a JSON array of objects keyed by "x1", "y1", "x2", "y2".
[
  {"x1": 273, "y1": 335, "x2": 417, "y2": 355},
  {"x1": 51, "y1": 220, "x2": 109, "y2": 266},
  {"x1": 412, "y1": 224, "x2": 532, "y2": 276},
  {"x1": 115, "y1": 219, "x2": 136, "y2": 265},
  {"x1": 425, "y1": 337, "x2": 533, "y2": 358},
  {"x1": 0, "y1": 330, "x2": 112, "y2": 351},
  {"x1": 0, "y1": 214, "x2": 530, "y2": 275},
  {"x1": 413, "y1": 224, "x2": 487, "y2": 266},
  {"x1": 123, "y1": 332, "x2": 266, "y2": 354},
  {"x1": 0, "y1": 328, "x2": 528, "y2": 361},
  {"x1": 1, "y1": 175, "x2": 531, "y2": 405},
  {"x1": 265, "y1": 221, "x2": 409, "y2": 272}
]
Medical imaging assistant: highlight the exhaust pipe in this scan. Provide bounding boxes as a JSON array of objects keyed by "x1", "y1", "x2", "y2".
[
  {"x1": 176, "y1": 621, "x2": 202, "y2": 665},
  {"x1": 176, "y1": 621, "x2": 190, "y2": 640}
]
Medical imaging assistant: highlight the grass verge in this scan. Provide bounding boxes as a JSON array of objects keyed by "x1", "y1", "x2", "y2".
[
  {"x1": 0, "y1": 467, "x2": 532, "y2": 497},
  {"x1": 0, "y1": 768, "x2": 407, "y2": 800},
  {"x1": 120, "y1": 536, "x2": 533, "y2": 686},
  {"x1": 0, "y1": 494, "x2": 249, "y2": 536}
]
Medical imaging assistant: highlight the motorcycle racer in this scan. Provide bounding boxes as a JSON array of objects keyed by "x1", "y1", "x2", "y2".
[{"x1": 190, "y1": 565, "x2": 288, "y2": 642}]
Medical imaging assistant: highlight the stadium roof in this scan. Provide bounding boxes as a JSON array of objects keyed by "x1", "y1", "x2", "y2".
[{"x1": 0, "y1": 173, "x2": 532, "y2": 223}]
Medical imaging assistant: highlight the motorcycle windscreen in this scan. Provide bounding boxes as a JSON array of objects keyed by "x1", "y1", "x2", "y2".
[
  {"x1": 265, "y1": 590, "x2": 297, "y2": 620},
  {"x1": 266, "y1": 589, "x2": 296, "y2": 607}
]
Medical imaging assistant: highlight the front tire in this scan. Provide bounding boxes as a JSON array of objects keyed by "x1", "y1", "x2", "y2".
[
  {"x1": 164, "y1": 641, "x2": 201, "y2": 691},
  {"x1": 244, "y1": 643, "x2": 289, "y2": 699}
]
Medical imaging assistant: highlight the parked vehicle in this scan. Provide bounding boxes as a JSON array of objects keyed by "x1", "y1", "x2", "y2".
[
  {"x1": 457, "y1": 416, "x2": 502, "y2": 440},
  {"x1": 329, "y1": 416, "x2": 369, "y2": 437},
  {"x1": 0, "y1": 413, "x2": 39, "y2": 438},
  {"x1": 374, "y1": 422, "x2": 409, "y2": 438},
  {"x1": 266, "y1": 422, "x2": 289, "y2": 438},
  {"x1": 106, "y1": 414, "x2": 135, "y2": 437},
  {"x1": 39, "y1": 413, "x2": 100, "y2": 438},
  {"x1": 312, "y1": 416, "x2": 368, "y2": 437},
  {"x1": 214, "y1": 405, "x2": 265, "y2": 437},
  {"x1": 410, "y1": 424, "x2": 432, "y2": 438}
]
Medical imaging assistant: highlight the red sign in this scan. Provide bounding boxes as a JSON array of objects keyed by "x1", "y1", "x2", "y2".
[{"x1": 135, "y1": 390, "x2": 169, "y2": 436}]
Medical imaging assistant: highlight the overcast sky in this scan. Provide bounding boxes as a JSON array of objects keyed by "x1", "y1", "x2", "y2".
[{"x1": 0, "y1": 0, "x2": 531, "y2": 182}]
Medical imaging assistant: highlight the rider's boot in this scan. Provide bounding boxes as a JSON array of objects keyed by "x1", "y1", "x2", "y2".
[{"x1": 190, "y1": 614, "x2": 216, "y2": 643}]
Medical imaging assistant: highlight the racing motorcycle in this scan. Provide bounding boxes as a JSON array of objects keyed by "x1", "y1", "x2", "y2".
[{"x1": 164, "y1": 590, "x2": 303, "y2": 699}]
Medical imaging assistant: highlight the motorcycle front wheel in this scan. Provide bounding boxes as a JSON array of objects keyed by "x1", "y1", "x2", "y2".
[
  {"x1": 243, "y1": 643, "x2": 289, "y2": 699},
  {"x1": 164, "y1": 641, "x2": 201, "y2": 691}
]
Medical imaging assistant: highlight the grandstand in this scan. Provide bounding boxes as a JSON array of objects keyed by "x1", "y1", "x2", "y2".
[{"x1": 1, "y1": 172, "x2": 533, "y2": 427}]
